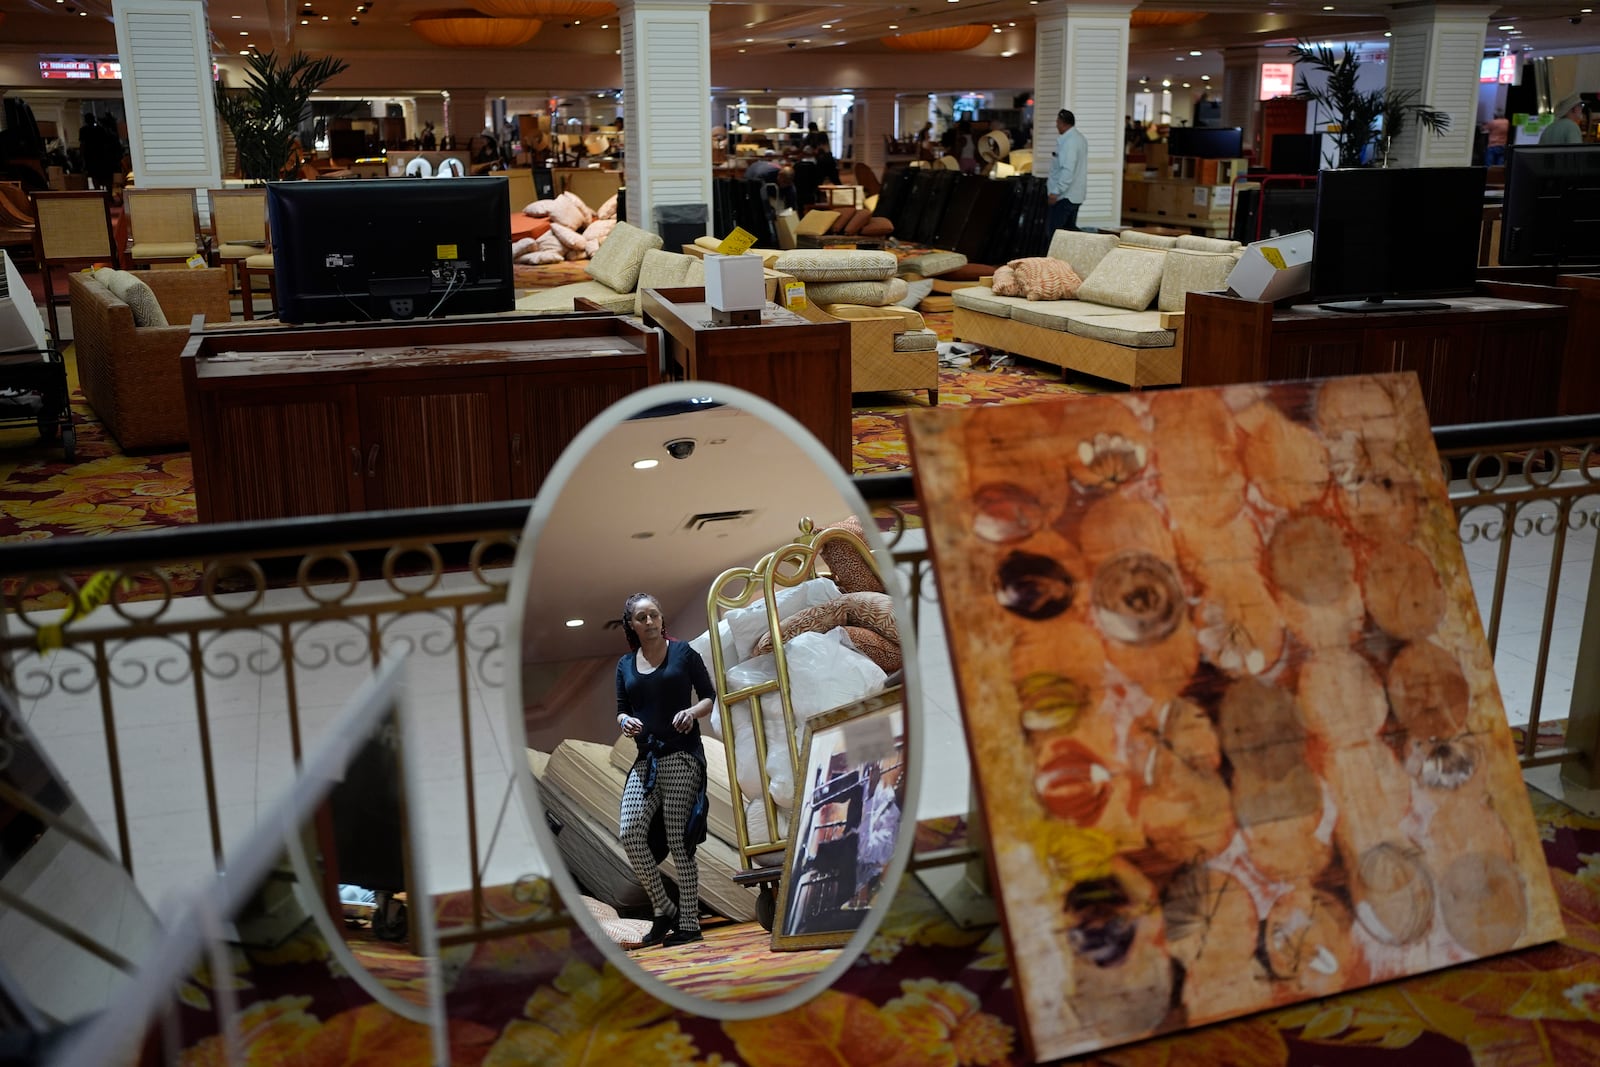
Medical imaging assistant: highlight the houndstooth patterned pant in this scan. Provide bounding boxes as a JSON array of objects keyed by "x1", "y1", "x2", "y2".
[{"x1": 619, "y1": 751, "x2": 703, "y2": 931}]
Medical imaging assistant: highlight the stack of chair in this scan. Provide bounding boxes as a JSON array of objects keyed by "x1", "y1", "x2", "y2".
[{"x1": 0, "y1": 182, "x2": 36, "y2": 257}]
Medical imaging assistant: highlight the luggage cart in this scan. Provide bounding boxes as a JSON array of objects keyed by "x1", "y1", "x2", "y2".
[{"x1": 0, "y1": 346, "x2": 75, "y2": 461}]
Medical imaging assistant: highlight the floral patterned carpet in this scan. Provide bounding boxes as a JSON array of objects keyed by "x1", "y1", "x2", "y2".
[{"x1": 166, "y1": 792, "x2": 1600, "y2": 1066}]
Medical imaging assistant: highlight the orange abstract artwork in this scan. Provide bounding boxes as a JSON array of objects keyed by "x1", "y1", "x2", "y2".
[{"x1": 906, "y1": 374, "x2": 1563, "y2": 1062}]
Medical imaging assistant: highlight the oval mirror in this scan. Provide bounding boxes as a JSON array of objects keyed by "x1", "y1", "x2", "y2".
[{"x1": 505, "y1": 382, "x2": 920, "y2": 1018}]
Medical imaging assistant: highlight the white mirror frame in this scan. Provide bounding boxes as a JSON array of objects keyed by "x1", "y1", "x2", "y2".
[{"x1": 503, "y1": 381, "x2": 923, "y2": 1021}]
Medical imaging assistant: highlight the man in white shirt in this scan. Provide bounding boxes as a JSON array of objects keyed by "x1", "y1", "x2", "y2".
[
  {"x1": 1539, "y1": 94, "x2": 1588, "y2": 145},
  {"x1": 1048, "y1": 108, "x2": 1089, "y2": 232}
]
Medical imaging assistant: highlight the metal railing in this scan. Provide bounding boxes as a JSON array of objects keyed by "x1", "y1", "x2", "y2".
[{"x1": 4, "y1": 425, "x2": 1600, "y2": 939}]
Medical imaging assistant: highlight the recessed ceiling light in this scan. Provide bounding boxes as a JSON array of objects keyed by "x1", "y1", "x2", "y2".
[
  {"x1": 1189, "y1": 50, "x2": 1202, "y2": 56},
  {"x1": 1001, "y1": 50, "x2": 1013, "y2": 57},
  {"x1": 738, "y1": 48, "x2": 746, "y2": 53},
  {"x1": 1182, "y1": 82, "x2": 1191, "y2": 88},
  {"x1": 745, "y1": 37, "x2": 753, "y2": 42},
  {"x1": 599, "y1": 23, "x2": 607, "y2": 28},
  {"x1": 802, "y1": 38, "x2": 810, "y2": 42},
  {"x1": 1008, "y1": 21, "x2": 1015, "y2": 26},
  {"x1": 1200, "y1": 75, "x2": 1210, "y2": 81},
  {"x1": 1162, "y1": 78, "x2": 1171, "y2": 87},
  {"x1": 1323, "y1": 4, "x2": 1334, "y2": 9},
  {"x1": 888, "y1": 24, "x2": 897, "y2": 30},
  {"x1": 1176, "y1": 56, "x2": 1185, "y2": 61},
  {"x1": 821, "y1": 23, "x2": 831, "y2": 28},
  {"x1": 1383, "y1": 31, "x2": 1392, "y2": 37},
  {"x1": 300, "y1": 18, "x2": 308, "y2": 23},
  {"x1": 1498, "y1": 24, "x2": 1513, "y2": 29},
  {"x1": 321, "y1": 14, "x2": 328, "y2": 19},
  {"x1": 239, "y1": 50, "x2": 249, "y2": 55},
  {"x1": 993, "y1": 26, "x2": 1001, "y2": 33},
  {"x1": 565, "y1": 619, "x2": 584, "y2": 628},
  {"x1": 230, "y1": 13, "x2": 241, "y2": 17},
  {"x1": 240, "y1": 30, "x2": 248, "y2": 35}
]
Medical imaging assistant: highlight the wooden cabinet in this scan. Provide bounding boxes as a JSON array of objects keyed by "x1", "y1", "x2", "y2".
[
  {"x1": 1182, "y1": 290, "x2": 1570, "y2": 425},
  {"x1": 182, "y1": 315, "x2": 660, "y2": 523}
]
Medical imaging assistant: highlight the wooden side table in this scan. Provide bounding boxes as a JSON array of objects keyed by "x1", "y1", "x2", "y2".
[{"x1": 640, "y1": 287, "x2": 853, "y2": 469}]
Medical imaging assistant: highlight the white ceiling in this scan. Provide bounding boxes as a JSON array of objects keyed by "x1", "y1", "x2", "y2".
[
  {"x1": 516, "y1": 400, "x2": 857, "y2": 666},
  {"x1": 2, "y1": 0, "x2": 1595, "y2": 96}
]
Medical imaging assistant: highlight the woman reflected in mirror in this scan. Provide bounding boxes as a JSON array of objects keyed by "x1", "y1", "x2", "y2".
[{"x1": 616, "y1": 593, "x2": 715, "y2": 948}]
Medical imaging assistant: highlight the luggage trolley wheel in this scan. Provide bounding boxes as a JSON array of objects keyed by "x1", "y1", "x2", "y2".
[
  {"x1": 732, "y1": 867, "x2": 782, "y2": 931},
  {"x1": 62, "y1": 422, "x2": 76, "y2": 462}
]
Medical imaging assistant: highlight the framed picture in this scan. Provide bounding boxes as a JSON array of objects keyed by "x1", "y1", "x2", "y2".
[
  {"x1": 906, "y1": 375, "x2": 1563, "y2": 1061},
  {"x1": 771, "y1": 688, "x2": 906, "y2": 951}
]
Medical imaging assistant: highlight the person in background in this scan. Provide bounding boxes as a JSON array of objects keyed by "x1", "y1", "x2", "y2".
[
  {"x1": 952, "y1": 118, "x2": 979, "y2": 172},
  {"x1": 1484, "y1": 111, "x2": 1510, "y2": 165},
  {"x1": 420, "y1": 122, "x2": 437, "y2": 150},
  {"x1": 615, "y1": 593, "x2": 714, "y2": 948},
  {"x1": 1048, "y1": 108, "x2": 1088, "y2": 233},
  {"x1": 1540, "y1": 94, "x2": 1588, "y2": 145}
]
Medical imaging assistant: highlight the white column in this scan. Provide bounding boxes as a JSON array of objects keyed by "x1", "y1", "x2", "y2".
[
  {"x1": 852, "y1": 90, "x2": 896, "y2": 177},
  {"x1": 1223, "y1": 46, "x2": 1266, "y2": 154},
  {"x1": 1033, "y1": 2, "x2": 1135, "y2": 230},
  {"x1": 620, "y1": 0, "x2": 712, "y2": 237},
  {"x1": 110, "y1": 0, "x2": 221, "y2": 191},
  {"x1": 1385, "y1": 3, "x2": 1496, "y2": 167}
]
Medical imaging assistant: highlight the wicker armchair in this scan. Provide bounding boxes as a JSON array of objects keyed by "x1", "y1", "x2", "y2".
[
  {"x1": 124, "y1": 188, "x2": 203, "y2": 269},
  {"x1": 69, "y1": 267, "x2": 230, "y2": 452}
]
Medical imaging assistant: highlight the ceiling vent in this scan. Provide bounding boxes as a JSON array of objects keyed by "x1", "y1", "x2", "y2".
[{"x1": 682, "y1": 509, "x2": 757, "y2": 533}]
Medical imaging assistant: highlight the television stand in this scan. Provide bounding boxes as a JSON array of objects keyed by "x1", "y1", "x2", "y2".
[{"x1": 1317, "y1": 298, "x2": 1453, "y2": 313}]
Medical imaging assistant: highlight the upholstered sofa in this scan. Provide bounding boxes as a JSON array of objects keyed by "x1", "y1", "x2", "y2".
[
  {"x1": 773, "y1": 248, "x2": 941, "y2": 405},
  {"x1": 69, "y1": 266, "x2": 231, "y2": 451},
  {"x1": 952, "y1": 230, "x2": 1242, "y2": 388}
]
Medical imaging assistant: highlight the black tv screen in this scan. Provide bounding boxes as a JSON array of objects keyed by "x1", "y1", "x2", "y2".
[
  {"x1": 1498, "y1": 144, "x2": 1600, "y2": 267},
  {"x1": 266, "y1": 177, "x2": 513, "y2": 324},
  {"x1": 1310, "y1": 166, "x2": 1487, "y2": 311},
  {"x1": 1270, "y1": 133, "x2": 1323, "y2": 175},
  {"x1": 1167, "y1": 126, "x2": 1244, "y2": 159}
]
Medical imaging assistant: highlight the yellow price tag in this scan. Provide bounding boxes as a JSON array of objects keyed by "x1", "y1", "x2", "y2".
[
  {"x1": 186, "y1": 254, "x2": 207, "y2": 270},
  {"x1": 36, "y1": 570, "x2": 121, "y2": 653},
  {"x1": 783, "y1": 279, "x2": 808, "y2": 310},
  {"x1": 1260, "y1": 246, "x2": 1287, "y2": 271},
  {"x1": 714, "y1": 227, "x2": 758, "y2": 257},
  {"x1": 437, "y1": 244, "x2": 459, "y2": 260}
]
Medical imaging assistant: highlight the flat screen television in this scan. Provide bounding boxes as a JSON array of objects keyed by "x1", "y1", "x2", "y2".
[
  {"x1": 1310, "y1": 165, "x2": 1486, "y2": 312},
  {"x1": 266, "y1": 176, "x2": 513, "y2": 324},
  {"x1": 1498, "y1": 144, "x2": 1600, "y2": 267},
  {"x1": 1167, "y1": 126, "x2": 1244, "y2": 159},
  {"x1": 1270, "y1": 133, "x2": 1324, "y2": 176}
]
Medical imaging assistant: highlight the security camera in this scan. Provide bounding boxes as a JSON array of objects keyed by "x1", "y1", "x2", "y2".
[{"x1": 664, "y1": 438, "x2": 697, "y2": 460}]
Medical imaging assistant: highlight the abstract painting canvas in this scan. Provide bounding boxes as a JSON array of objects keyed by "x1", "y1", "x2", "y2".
[{"x1": 906, "y1": 374, "x2": 1563, "y2": 1062}]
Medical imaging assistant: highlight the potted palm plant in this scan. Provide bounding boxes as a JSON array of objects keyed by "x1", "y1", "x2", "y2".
[
  {"x1": 1289, "y1": 41, "x2": 1450, "y2": 167},
  {"x1": 215, "y1": 50, "x2": 349, "y2": 181}
]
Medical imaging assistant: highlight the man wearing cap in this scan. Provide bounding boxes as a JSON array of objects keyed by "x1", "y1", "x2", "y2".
[
  {"x1": 1540, "y1": 94, "x2": 1588, "y2": 145},
  {"x1": 1048, "y1": 109, "x2": 1088, "y2": 233}
]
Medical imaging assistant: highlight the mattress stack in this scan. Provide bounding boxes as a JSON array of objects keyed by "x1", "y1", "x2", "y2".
[{"x1": 530, "y1": 735, "x2": 759, "y2": 922}]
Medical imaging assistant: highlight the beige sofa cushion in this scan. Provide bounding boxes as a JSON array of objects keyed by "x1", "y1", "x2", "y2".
[
  {"x1": 95, "y1": 268, "x2": 169, "y2": 327},
  {"x1": 1047, "y1": 230, "x2": 1119, "y2": 278},
  {"x1": 1010, "y1": 301, "x2": 1136, "y2": 332},
  {"x1": 515, "y1": 280, "x2": 635, "y2": 314},
  {"x1": 1076, "y1": 246, "x2": 1167, "y2": 311},
  {"x1": 952, "y1": 284, "x2": 1029, "y2": 318},
  {"x1": 824, "y1": 303, "x2": 925, "y2": 330},
  {"x1": 1066, "y1": 311, "x2": 1177, "y2": 349},
  {"x1": 634, "y1": 250, "x2": 706, "y2": 314},
  {"x1": 805, "y1": 276, "x2": 908, "y2": 306},
  {"x1": 1157, "y1": 249, "x2": 1239, "y2": 313},
  {"x1": 897, "y1": 250, "x2": 967, "y2": 277},
  {"x1": 1175, "y1": 235, "x2": 1243, "y2": 254},
  {"x1": 774, "y1": 249, "x2": 897, "y2": 282},
  {"x1": 894, "y1": 328, "x2": 940, "y2": 352},
  {"x1": 584, "y1": 220, "x2": 662, "y2": 293},
  {"x1": 1119, "y1": 231, "x2": 1181, "y2": 250}
]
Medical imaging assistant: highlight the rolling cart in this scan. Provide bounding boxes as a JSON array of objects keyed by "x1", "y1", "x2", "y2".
[{"x1": 0, "y1": 346, "x2": 75, "y2": 461}]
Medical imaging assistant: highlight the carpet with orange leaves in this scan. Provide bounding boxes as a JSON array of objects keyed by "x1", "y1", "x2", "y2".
[{"x1": 157, "y1": 793, "x2": 1600, "y2": 1066}]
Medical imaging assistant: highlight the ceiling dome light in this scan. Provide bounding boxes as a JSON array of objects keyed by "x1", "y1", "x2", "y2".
[
  {"x1": 882, "y1": 24, "x2": 991, "y2": 51},
  {"x1": 411, "y1": 10, "x2": 543, "y2": 45},
  {"x1": 564, "y1": 618, "x2": 583, "y2": 627},
  {"x1": 471, "y1": 0, "x2": 614, "y2": 16},
  {"x1": 1189, "y1": 49, "x2": 1202, "y2": 56}
]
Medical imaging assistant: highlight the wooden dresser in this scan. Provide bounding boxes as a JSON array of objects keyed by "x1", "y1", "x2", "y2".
[
  {"x1": 1182, "y1": 290, "x2": 1570, "y2": 425},
  {"x1": 181, "y1": 315, "x2": 659, "y2": 523}
]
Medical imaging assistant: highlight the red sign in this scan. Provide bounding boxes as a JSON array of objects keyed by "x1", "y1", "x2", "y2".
[
  {"x1": 1260, "y1": 62, "x2": 1296, "y2": 100},
  {"x1": 95, "y1": 61, "x2": 121, "y2": 80},
  {"x1": 39, "y1": 59, "x2": 94, "y2": 79}
]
